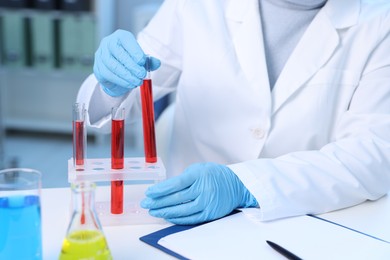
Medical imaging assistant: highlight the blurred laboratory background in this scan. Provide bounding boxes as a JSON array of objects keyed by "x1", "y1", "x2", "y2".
[{"x1": 0, "y1": 0, "x2": 168, "y2": 188}]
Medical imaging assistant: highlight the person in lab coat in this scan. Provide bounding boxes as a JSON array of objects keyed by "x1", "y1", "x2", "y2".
[{"x1": 78, "y1": 0, "x2": 390, "y2": 225}]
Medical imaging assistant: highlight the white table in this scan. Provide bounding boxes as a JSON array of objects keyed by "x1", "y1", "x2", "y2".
[
  {"x1": 316, "y1": 192, "x2": 390, "y2": 243},
  {"x1": 41, "y1": 186, "x2": 390, "y2": 259},
  {"x1": 41, "y1": 186, "x2": 175, "y2": 259}
]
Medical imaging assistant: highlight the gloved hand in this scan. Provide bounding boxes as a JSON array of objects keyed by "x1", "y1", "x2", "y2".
[
  {"x1": 93, "y1": 29, "x2": 161, "y2": 97},
  {"x1": 141, "y1": 162, "x2": 258, "y2": 225}
]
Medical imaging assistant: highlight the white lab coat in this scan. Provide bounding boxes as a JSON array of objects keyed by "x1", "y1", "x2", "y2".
[{"x1": 78, "y1": 0, "x2": 390, "y2": 221}]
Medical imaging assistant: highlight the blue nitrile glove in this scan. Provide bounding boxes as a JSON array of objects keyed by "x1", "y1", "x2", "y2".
[
  {"x1": 141, "y1": 162, "x2": 258, "y2": 225},
  {"x1": 93, "y1": 29, "x2": 161, "y2": 97}
]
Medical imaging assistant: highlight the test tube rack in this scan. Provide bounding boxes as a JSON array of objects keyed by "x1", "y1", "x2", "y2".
[
  {"x1": 67, "y1": 157, "x2": 166, "y2": 226},
  {"x1": 70, "y1": 67, "x2": 161, "y2": 226}
]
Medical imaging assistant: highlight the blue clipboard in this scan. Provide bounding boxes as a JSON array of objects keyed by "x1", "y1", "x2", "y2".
[
  {"x1": 139, "y1": 210, "x2": 241, "y2": 259},
  {"x1": 139, "y1": 224, "x2": 198, "y2": 260}
]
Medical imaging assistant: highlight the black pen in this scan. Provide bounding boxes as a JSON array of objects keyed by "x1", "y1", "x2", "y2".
[{"x1": 266, "y1": 240, "x2": 303, "y2": 260}]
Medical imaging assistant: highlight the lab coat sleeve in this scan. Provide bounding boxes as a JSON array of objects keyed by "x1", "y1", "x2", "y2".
[{"x1": 229, "y1": 12, "x2": 390, "y2": 221}]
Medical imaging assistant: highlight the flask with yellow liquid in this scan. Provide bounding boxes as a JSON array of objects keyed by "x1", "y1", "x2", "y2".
[{"x1": 59, "y1": 182, "x2": 112, "y2": 260}]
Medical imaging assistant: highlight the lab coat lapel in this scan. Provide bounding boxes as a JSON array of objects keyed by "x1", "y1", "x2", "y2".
[
  {"x1": 226, "y1": 0, "x2": 271, "y2": 99},
  {"x1": 271, "y1": 10, "x2": 340, "y2": 114},
  {"x1": 271, "y1": 0, "x2": 361, "y2": 114}
]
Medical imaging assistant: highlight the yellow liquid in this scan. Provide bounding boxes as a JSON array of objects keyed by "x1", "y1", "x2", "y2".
[{"x1": 59, "y1": 230, "x2": 112, "y2": 260}]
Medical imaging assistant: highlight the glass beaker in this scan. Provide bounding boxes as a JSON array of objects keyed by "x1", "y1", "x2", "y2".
[
  {"x1": 0, "y1": 168, "x2": 42, "y2": 259},
  {"x1": 59, "y1": 182, "x2": 112, "y2": 260}
]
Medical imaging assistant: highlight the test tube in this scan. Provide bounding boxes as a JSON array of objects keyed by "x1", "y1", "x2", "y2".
[
  {"x1": 140, "y1": 55, "x2": 157, "y2": 163},
  {"x1": 72, "y1": 103, "x2": 86, "y2": 171},
  {"x1": 111, "y1": 106, "x2": 125, "y2": 214}
]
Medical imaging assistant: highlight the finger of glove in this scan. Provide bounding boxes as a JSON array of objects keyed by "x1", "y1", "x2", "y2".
[
  {"x1": 141, "y1": 186, "x2": 198, "y2": 209},
  {"x1": 101, "y1": 84, "x2": 131, "y2": 97},
  {"x1": 167, "y1": 208, "x2": 233, "y2": 225},
  {"x1": 148, "y1": 197, "x2": 206, "y2": 219},
  {"x1": 114, "y1": 30, "x2": 146, "y2": 66},
  {"x1": 148, "y1": 56, "x2": 161, "y2": 71},
  {"x1": 98, "y1": 47, "x2": 144, "y2": 88},
  {"x1": 166, "y1": 212, "x2": 205, "y2": 225},
  {"x1": 107, "y1": 39, "x2": 147, "y2": 80},
  {"x1": 145, "y1": 173, "x2": 197, "y2": 199},
  {"x1": 94, "y1": 58, "x2": 131, "y2": 90}
]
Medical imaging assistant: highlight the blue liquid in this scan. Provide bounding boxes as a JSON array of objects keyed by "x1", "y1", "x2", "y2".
[{"x1": 0, "y1": 195, "x2": 42, "y2": 259}]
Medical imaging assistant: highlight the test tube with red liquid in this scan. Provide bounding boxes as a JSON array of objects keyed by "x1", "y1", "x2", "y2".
[
  {"x1": 140, "y1": 55, "x2": 157, "y2": 163},
  {"x1": 72, "y1": 103, "x2": 86, "y2": 171},
  {"x1": 111, "y1": 107, "x2": 125, "y2": 214}
]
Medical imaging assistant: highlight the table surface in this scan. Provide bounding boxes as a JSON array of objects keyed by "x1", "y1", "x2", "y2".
[
  {"x1": 41, "y1": 186, "x2": 390, "y2": 259},
  {"x1": 316, "y1": 192, "x2": 390, "y2": 243},
  {"x1": 41, "y1": 185, "x2": 174, "y2": 260}
]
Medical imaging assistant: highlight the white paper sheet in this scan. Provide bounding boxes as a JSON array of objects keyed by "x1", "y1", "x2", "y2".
[{"x1": 158, "y1": 212, "x2": 390, "y2": 260}]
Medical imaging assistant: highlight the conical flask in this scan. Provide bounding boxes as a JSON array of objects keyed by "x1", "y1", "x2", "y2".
[{"x1": 59, "y1": 182, "x2": 112, "y2": 260}]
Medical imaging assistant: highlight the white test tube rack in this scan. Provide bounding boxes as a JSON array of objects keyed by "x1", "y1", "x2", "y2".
[{"x1": 67, "y1": 157, "x2": 166, "y2": 226}]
